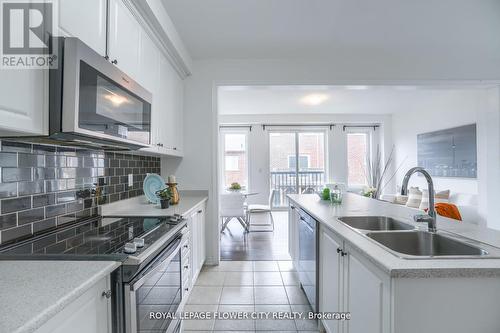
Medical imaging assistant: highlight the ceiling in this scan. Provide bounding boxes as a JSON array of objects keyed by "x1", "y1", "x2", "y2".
[
  {"x1": 161, "y1": 0, "x2": 500, "y2": 60},
  {"x1": 217, "y1": 85, "x2": 483, "y2": 115}
]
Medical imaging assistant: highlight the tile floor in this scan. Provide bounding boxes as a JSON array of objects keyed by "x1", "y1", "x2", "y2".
[
  {"x1": 220, "y1": 212, "x2": 291, "y2": 261},
  {"x1": 182, "y1": 260, "x2": 319, "y2": 332}
]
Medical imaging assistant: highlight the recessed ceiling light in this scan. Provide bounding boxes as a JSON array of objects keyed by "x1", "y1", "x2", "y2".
[{"x1": 300, "y1": 93, "x2": 330, "y2": 106}]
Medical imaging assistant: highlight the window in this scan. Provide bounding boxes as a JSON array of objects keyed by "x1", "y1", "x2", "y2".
[
  {"x1": 347, "y1": 133, "x2": 368, "y2": 187},
  {"x1": 221, "y1": 131, "x2": 248, "y2": 190},
  {"x1": 225, "y1": 156, "x2": 239, "y2": 171},
  {"x1": 288, "y1": 155, "x2": 310, "y2": 169}
]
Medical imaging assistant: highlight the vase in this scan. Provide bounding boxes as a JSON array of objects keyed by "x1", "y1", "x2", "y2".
[{"x1": 167, "y1": 183, "x2": 180, "y2": 205}]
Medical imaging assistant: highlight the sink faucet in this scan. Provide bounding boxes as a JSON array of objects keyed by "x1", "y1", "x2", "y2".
[{"x1": 401, "y1": 167, "x2": 437, "y2": 232}]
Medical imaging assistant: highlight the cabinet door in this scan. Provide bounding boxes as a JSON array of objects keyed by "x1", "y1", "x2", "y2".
[
  {"x1": 157, "y1": 55, "x2": 183, "y2": 154},
  {"x1": 59, "y1": 0, "x2": 106, "y2": 55},
  {"x1": 137, "y1": 30, "x2": 159, "y2": 93},
  {"x1": 196, "y1": 204, "x2": 206, "y2": 269},
  {"x1": 0, "y1": 70, "x2": 48, "y2": 136},
  {"x1": 288, "y1": 205, "x2": 300, "y2": 270},
  {"x1": 108, "y1": 0, "x2": 140, "y2": 78},
  {"x1": 35, "y1": 276, "x2": 111, "y2": 333},
  {"x1": 319, "y1": 227, "x2": 343, "y2": 333},
  {"x1": 188, "y1": 211, "x2": 199, "y2": 283},
  {"x1": 344, "y1": 249, "x2": 385, "y2": 333}
]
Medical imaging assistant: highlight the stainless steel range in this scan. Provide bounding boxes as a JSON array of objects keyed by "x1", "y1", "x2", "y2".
[{"x1": 0, "y1": 214, "x2": 187, "y2": 333}]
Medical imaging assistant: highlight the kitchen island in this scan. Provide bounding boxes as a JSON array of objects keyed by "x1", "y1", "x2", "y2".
[{"x1": 288, "y1": 193, "x2": 500, "y2": 333}]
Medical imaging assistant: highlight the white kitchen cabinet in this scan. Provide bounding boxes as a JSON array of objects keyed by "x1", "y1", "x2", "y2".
[
  {"x1": 288, "y1": 205, "x2": 300, "y2": 269},
  {"x1": 344, "y1": 243, "x2": 388, "y2": 333},
  {"x1": 319, "y1": 226, "x2": 343, "y2": 333},
  {"x1": 318, "y1": 225, "x2": 389, "y2": 333},
  {"x1": 35, "y1": 276, "x2": 112, "y2": 333},
  {"x1": 108, "y1": 0, "x2": 141, "y2": 79},
  {"x1": 0, "y1": 70, "x2": 48, "y2": 136},
  {"x1": 189, "y1": 202, "x2": 206, "y2": 283},
  {"x1": 137, "y1": 30, "x2": 160, "y2": 93},
  {"x1": 155, "y1": 55, "x2": 184, "y2": 155},
  {"x1": 58, "y1": 0, "x2": 107, "y2": 55}
]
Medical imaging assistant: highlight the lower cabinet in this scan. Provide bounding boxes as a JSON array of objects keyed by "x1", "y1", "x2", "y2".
[
  {"x1": 319, "y1": 225, "x2": 389, "y2": 333},
  {"x1": 35, "y1": 276, "x2": 112, "y2": 333},
  {"x1": 288, "y1": 204, "x2": 300, "y2": 269},
  {"x1": 319, "y1": 227, "x2": 343, "y2": 333},
  {"x1": 181, "y1": 201, "x2": 207, "y2": 301}
]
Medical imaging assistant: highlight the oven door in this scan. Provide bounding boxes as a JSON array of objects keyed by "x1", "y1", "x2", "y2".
[
  {"x1": 125, "y1": 237, "x2": 182, "y2": 333},
  {"x1": 59, "y1": 38, "x2": 152, "y2": 147}
]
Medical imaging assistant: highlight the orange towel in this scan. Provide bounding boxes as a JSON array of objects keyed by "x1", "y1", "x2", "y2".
[{"x1": 434, "y1": 202, "x2": 462, "y2": 221}]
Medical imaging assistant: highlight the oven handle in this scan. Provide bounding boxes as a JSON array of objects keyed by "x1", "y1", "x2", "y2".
[{"x1": 129, "y1": 236, "x2": 182, "y2": 291}]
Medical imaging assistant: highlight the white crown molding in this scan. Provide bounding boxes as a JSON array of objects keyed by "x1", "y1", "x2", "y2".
[{"x1": 123, "y1": 0, "x2": 192, "y2": 79}]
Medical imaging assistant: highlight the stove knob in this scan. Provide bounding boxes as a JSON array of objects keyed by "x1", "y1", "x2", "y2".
[
  {"x1": 133, "y1": 238, "x2": 145, "y2": 248},
  {"x1": 124, "y1": 242, "x2": 137, "y2": 254}
]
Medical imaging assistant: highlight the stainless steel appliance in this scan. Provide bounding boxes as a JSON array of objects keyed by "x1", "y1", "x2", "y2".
[
  {"x1": 5, "y1": 37, "x2": 152, "y2": 150},
  {"x1": 297, "y1": 208, "x2": 318, "y2": 311},
  {"x1": 0, "y1": 214, "x2": 186, "y2": 333}
]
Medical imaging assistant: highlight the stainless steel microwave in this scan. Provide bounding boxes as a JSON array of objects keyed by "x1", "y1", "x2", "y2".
[{"x1": 46, "y1": 37, "x2": 152, "y2": 150}]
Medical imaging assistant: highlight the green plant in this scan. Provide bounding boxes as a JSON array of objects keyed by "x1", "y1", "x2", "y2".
[
  {"x1": 321, "y1": 187, "x2": 331, "y2": 200},
  {"x1": 229, "y1": 182, "x2": 241, "y2": 190},
  {"x1": 156, "y1": 188, "x2": 172, "y2": 200}
]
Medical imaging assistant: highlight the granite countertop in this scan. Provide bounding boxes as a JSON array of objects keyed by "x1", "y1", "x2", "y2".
[
  {"x1": 288, "y1": 193, "x2": 500, "y2": 278},
  {"x1": 100, "y1": 191, "x2": 208, "y2": 217},
  {"x1": 0, "y1": 260, "x2": 120, "y2": 333}
]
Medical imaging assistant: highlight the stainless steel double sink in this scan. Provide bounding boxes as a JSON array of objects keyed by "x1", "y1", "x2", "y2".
[{"x1": 337, "y1": 216, "x2": 499, "y2": 259}]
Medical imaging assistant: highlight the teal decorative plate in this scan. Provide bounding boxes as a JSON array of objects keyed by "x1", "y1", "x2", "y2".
[{"x1": 143, "y1": 173, "x2": 166, "y2": 204}]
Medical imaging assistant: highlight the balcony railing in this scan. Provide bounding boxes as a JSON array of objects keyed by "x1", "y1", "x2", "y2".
[{"x1": 270, "y1": 170, "x2": 325, "y2": 207}]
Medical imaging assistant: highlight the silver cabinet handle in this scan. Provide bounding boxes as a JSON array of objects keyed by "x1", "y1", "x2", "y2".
[
  {"x1": 102, "y1": 290, "x2": 112, "y2": 299},
  {"x1": 197, "y1": 210, "x2": 203, "y2": 214},
  {"x1": 184, "y1": 265, "x2": 189, "y2": 269}
]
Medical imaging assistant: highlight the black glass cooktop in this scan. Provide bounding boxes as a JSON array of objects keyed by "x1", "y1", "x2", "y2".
[{"x1": 0, "y1": 215, "x2": 183, "y2": 257}]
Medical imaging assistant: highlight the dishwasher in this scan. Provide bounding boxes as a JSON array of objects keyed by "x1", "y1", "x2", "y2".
[{"x1": 297, "y1": 208, "x2": 318, "y2": 312}]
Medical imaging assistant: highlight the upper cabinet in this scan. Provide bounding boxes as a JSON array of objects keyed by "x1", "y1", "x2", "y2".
[
  {"x1": 59, "y1": 0, "x2": 107, "y2": 56},
  {"x1": 0, "y1": 0, "x2": 186, "y2": 157},
  {"x1": 108, "y1": 0, "x2": 141, "y2": 79},
  {"x1": 156, "y1": 55, "x2": 184, "y2": 155},
  {"x1": 0, "y1": 70, "x2": 48, "y2": 136}
]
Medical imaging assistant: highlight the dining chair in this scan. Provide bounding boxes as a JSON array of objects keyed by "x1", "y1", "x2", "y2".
[
  {"x1": 246, "y1": 189, "x2": 278, "y2": 232},
  {"x1": 220, "y1": 193, "x2": 249, "y2": 233}
]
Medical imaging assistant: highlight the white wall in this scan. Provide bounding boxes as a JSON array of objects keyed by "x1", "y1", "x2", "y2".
[
  {"x1": 168, "y1": 58, "x2": 500, "y2": 264},
  {"x1": 391, "y1": 89, "x2": 500, "y2": 228}
]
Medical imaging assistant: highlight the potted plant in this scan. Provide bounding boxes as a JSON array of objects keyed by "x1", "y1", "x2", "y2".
[
  {"x1": 228, "y1": 182, "x2": 242, "y2": 191},
  {"x1": 156, "y1": 188, "x2": 172, "y2": 209}
]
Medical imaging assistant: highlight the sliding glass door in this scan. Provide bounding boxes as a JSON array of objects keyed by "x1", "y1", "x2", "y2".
[{"x1": 269, "y1": 131, "x2": 326, "y2": 207}]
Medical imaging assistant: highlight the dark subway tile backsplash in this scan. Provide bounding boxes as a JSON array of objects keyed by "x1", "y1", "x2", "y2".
[
  {"x1": 0, "y1": 140, "x2": 160, "y2": 244},
  {"x1": 2, "y1": 196, "x2": 31, "y2": 214}
]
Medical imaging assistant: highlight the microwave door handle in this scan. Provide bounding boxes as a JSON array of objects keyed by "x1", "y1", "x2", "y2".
[{"x1": 130, "y1": 238, "x2": 182, "y2": 291}]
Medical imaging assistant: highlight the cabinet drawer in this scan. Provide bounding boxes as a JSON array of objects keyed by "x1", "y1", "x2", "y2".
[
  {"x1": 182, "y1": 261, "x2": 191, "y2": 276},
  {"x1": 182, "y1": 246, "x2": 191, "y2": 261}
]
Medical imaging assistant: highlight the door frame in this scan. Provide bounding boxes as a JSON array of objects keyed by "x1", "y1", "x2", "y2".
[{"x1": 267, "y1": 127, "x2": 329, "y2": 207}]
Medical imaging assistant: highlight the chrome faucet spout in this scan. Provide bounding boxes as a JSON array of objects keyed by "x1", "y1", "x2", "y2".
[{"x1": 401, "y1": 167, "x2": 437, "y2": 232}]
